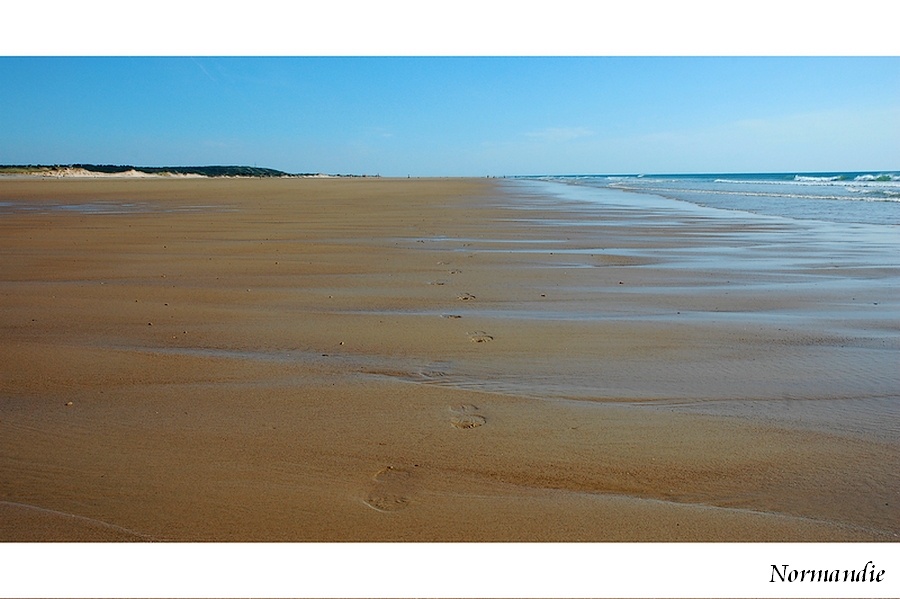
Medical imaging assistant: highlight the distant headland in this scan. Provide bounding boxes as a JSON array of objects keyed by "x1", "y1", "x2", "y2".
[{"x1": 0, "y1": 164, "x2": 370, "y2": 178}]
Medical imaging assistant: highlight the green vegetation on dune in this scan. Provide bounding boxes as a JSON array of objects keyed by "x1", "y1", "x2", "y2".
[
  {"x1": 0, "y1": 164, "x2": 309, "y2": 177},
  {"x1": 0, "y1": 165, "x2": 58, "y2": 174},
  {"x1": 72, "y1": 164, "x2": 293, "y2": 177}
]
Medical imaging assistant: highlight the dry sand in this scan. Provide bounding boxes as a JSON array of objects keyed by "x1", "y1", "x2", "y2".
[{"x1": 0, "y1": 177, "x2": 897, "y2": 541}]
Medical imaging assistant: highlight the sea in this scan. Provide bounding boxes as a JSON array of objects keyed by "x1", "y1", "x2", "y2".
[
  {"x1": 508, "y1": 172, "x2": 899, "y2": 442},
  {"x1": 525, "y1": 171, "x2": 900, "y2": 226}
]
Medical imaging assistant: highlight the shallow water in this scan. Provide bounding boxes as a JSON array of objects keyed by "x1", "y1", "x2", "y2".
[
  {"x1": 528, "y1": 171, "x2": 900, "y2": 225},
  {"x1": 403, "y1": 179, "x2": 900, "y2": 440}
]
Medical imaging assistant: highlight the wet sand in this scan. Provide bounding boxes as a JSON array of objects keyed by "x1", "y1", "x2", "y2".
[{"x1": 0, "y1": 176, "x2": 897, "y2": 541}]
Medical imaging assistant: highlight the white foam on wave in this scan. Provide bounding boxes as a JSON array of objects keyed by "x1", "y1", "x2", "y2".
[
  {"x1": 608, "y1": 184, "x2": 900, "y2": 203},
  {"x1": 846, "y1": 187, "x2": 900, "y2": 197},
  {"x1": 713, "y1": 178, "x2": 808, "y2": 186},
  {"x1": 855, "y1": 173, "x2": 900, "y2": 182},
  {"x1": 712, "y1": 176, "x2": 900, "y2": 192},
  {"x1": 795, "y1": 175, "x2": 844, "y2": 182}
]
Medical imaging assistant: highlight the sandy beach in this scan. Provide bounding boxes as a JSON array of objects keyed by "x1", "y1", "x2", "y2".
[{"x1": 0, "y1": 176, "x2": 897, "y2": 542}]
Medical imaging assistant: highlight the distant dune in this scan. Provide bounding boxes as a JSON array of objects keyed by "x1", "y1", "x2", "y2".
[{"x1": 0, "y1": 164, "x2": 330, "y2": 178}]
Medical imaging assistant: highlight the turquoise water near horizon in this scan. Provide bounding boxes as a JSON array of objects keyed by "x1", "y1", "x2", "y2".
[{"x1": 525, "y1": 172, "x2": 900, "y2": 226}]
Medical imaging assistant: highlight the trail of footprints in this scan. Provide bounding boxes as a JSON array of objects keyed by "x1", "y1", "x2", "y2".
[
  {"x1": 365, "y1": 260, "x2": 487, "y2": 512},
  {"x1": 363, "y1": 404, "x2": 486, "y2": 513},
  {"x1": 432, "y1": 260, "x2": 493, "y2": 341}
]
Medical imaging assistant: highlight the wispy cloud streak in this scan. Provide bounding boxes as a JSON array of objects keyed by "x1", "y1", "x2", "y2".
[{"x1": 524, "y1": 127, "x2": 594, "y2": 143}]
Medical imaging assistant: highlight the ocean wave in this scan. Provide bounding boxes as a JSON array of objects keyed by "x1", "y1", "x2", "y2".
[
  {"x1": 712, "y1": 178, "x2": 800, "y2": 185},
  {"x1": 608, "y1": 184, "x2": 900, "y2": 203},
  {"x1": 844, "y1": 195, "x2": 900, "y2": 202},
  {"x1": 855, "y1": 174, "x2": 900, "y2": 182},
  {"x1": 711, "y1": 177, "x2": 900, "y2": 190},
  {"x1": 846, "y1": 187, "x2": 900, "y2": 196},
  {"x1": 855, "y1": 190, "x2": 900, "y2": 199},
  {"x1": 795, "y1": 175, "x2": 847, "y2": 182}
]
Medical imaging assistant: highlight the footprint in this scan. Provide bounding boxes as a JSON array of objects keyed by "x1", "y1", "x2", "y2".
[
  {"x1": 468, "y1": 331, "x2": 493, "y2": 343},
  {"x1": 363, "y1": 466, "x2": 415, "y2": 512},
  {"x1": 419, "y1": 368, "x2": 448, "y2": 380},
  {"x1": 449, "y1": 404, "x2": 486, "y2": 429},
  {"x1": 419, "y1": 361, "x2": 453, "y2": 382},
  {"x1": 429, "y1": 280, "x2": 447, "y2": 286},
  {"x1": 457, "y1": 293, "x2": 476, "y2": 301}
]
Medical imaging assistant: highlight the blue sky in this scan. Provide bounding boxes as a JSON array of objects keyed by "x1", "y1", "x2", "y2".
[{"x1": 1, "y1": 56, "x2": 897, "y2": 176}]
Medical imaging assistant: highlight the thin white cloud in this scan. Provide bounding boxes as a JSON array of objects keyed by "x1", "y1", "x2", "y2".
[
  {"x1": 361, "y1": 126, "x2": 394, "y2": 139},
  {"x1": 524, "y1": 127, "x2": 594, "y2": 143},
  {"x1": 190, "y1": 57, "x2": 217, "y2": 83},
  {"x1": 565, "y1": 106, "x2": 899, "y2": 173},
  {"x1": 473, "y1": 106, "x2": 900, "y2": 175}
]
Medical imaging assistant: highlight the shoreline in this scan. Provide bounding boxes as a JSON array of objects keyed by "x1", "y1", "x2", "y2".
[{"x1": 0, "y1": 176, "x2": 896, "y2": 541}]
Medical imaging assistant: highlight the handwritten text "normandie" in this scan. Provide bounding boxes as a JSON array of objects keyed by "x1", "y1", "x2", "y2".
[{"x1": 771, "y1": 561, "x2": 885, "y2": 583}]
